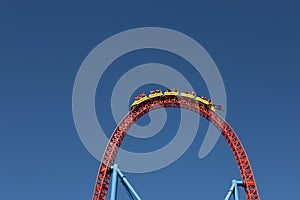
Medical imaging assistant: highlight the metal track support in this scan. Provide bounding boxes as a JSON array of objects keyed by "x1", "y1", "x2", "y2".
[
  {"x1": 109, "y1": 164, "x2": 142, "y2": 200},
  {"x1": 224, "y1": 179, "x2": 245, "y2": 200}
]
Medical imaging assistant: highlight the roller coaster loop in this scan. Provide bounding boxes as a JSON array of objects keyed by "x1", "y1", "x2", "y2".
[{"x1": 92, "y1": 90, "x2": 260, "y2": 200}]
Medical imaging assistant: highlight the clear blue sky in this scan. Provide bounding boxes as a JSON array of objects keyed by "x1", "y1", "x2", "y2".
[{"x1": 1, "y1": 1, "x2": 299, "y2": 199}]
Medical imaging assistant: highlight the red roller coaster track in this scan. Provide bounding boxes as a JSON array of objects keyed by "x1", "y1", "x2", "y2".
[{"x1": 92, "y1": 92, "x2": 260, "y2": 200}]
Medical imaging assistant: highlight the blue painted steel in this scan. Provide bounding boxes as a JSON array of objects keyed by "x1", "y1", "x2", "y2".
[
  {"x1": 224, "y1": 184, "x2": 235, "y2": 200},
  {"x1": 117, "y1": 169, "x2": 142, "y2": 200},
  {"x1": 108, "y1": 164, "x2": 142, "y2": 200},
  {"x1": 236, "y1": 181, "x2": 245, "y2": 187},
  {"x1": 110, "y1": 164, "x2": 119, "y2": 200},
  {"x1": 121, "y1": 183, "x2": 135, "y2": 200},
  {"x1": 233, "y1": 180, "x2": 239, "y2": 200},
  {"x1": 110, "y1": 164, "x2": 244, "y2": 200},
  {"x1": 224, "y1": 179, "x2": 245, "y2": 200}
]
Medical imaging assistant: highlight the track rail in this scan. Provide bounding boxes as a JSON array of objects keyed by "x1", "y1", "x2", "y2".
[{"x1": 92, "y1": 95, "x2": 260, "y2": 200}]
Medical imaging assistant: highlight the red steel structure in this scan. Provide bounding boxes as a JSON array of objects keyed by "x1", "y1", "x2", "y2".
[{"x1": 92, "y1": 90, "x2": 260, "y2": 200}]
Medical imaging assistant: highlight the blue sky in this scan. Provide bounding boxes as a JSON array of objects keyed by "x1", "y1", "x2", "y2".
[{"x1": 1, "y1": 1, "x2": 300, "y2": 199}]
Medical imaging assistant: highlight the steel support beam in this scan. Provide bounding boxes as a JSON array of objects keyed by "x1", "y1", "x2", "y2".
[
  {"x1": 224, "y1": 179, "x2": 245, "y2": 200},
  {"x1": 109, "y1": 164, "x2": 142, "y2": 200},
  {"x1": 110, "y1": 164, "x2": 119, "y2": 200}
]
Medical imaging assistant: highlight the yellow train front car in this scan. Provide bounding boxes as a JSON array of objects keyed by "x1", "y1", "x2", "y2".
[{"x1": 195, "y1": 97, "x2": 216, "y2": 111}]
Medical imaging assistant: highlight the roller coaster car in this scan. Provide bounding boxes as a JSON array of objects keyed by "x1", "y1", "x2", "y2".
[
  {"x1": 149, "y1": 89, "x2": 163, "y2": 98},
  {"x1": 130, "y1": 94, "x2": 149, "y2": 110},
  {"x1": 209, "y1": 105, "x2": 216, "y2": 111},
  {"x1": 129, "y1": 89, "x2": 223, "y2": 112},
  {"x1": 180, "y1": 91, "x2": 196, "y2": 99},
  {"x1": 195, "y1": 96, "x2": 210, "y2": 105},
  {"x1": 164, "y1": 88, "x2": 179, "y2": 96},
  {"x1": 195, "y1": 96, "x2": 223, "y2": 112}
]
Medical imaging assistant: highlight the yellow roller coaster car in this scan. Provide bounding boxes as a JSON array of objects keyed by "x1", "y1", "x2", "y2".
[
  {"x1": 129, "y1": 89, "x2": 223, "y2": 112},
  {"x1": 180, "y1": 92, "x2": 196, "y2": 99},
  {"x1": 164, "y1": 90, "x2": 179, "y2": 96},
  {"x1": 149, "y1": 91, "x2": 163, "y2": 98},
  {"x1": 195, "y1": 97, "x2": 216, "y2": 111},
  {"x1": 195, "y1": 96, "x2": 210, "y2": 105},
  {"x1": 209, "y1": 105, "x2": 216, "y2": 111},
  {"x1": 130, "y1": 96, "x2": 149, "y2": 109}
]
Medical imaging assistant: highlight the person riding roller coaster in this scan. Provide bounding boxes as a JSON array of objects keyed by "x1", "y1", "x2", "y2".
[{"x1": 130, "y1": 89, "x2": 223, "y2": 112}]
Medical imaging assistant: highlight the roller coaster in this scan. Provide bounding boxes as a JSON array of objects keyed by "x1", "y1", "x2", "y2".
[{"x1": 92, "y1": 89, "x2": 260, "y2": 200}]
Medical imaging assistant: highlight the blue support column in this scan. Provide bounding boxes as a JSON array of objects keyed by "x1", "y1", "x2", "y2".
[
  {"x1": 110, "y1": 164, "x2": 247, "y2": 200},
  {"x1": 108, "y1": 164, "x2": 142, "y2": 200},
  {"x1": 224, "y1": 179, "x2": 245, "y2": 200},
  {"x1": 110, "y1": 164, "x2": 119, "y2": 200},
  {"x1": 233, "y1": 180, "x2": 240, "y2": 200},
  {"x1": 117, "y1": 169, "x2": 142, "y2": 200},
  {"x1": 224, "y1": 183, "x2": 235, "y2": 200}
]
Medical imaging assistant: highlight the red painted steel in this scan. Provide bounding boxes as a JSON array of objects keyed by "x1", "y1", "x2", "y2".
[{"x1": 92, "y1": 93, "x2": 260, "y2": 200}]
